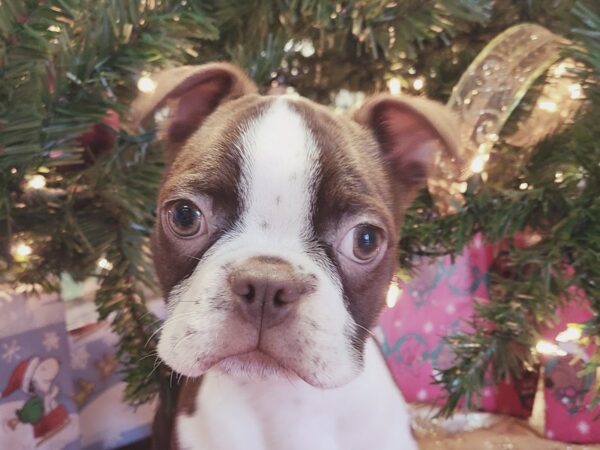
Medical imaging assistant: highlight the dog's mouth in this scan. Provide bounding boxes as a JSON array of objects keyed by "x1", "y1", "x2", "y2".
[{"x1": 214, "y1": 348, "x2": 298, "y2": 380}]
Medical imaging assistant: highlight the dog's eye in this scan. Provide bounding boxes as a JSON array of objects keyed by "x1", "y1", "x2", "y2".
[
  {"x1": 338, "y1": 224, "x2": 385, "y2": 264},
  {"x1": 167, "y1": 200, "x2": 205, "y2": 237}
]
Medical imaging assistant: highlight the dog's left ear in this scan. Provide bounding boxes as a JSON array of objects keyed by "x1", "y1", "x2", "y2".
[{"x1": 353, "y1": 94, "x2": 462, "y2": 190}]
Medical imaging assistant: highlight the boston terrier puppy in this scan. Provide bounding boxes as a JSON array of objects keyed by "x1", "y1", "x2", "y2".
[{"x1": 132, "y1": 62, "x2": 461, "y2": 450}]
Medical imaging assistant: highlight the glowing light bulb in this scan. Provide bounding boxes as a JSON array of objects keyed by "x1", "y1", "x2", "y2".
[
  {"x1": 412, "y1": 77, "x2": 425, "y2": 91},
  {"x1": 568, "y1": 83, "x2": 582, "y2": 99},
  {"x1": 470, "y1": 154, "x2": 488, "y2": 174},
  {"x1": 47, "y1": 25, "x2": 61, "y2": 33},
  {"x1": 519, "y1": 182, "x2": 529, "y2": 190},
  {"x1": 386, "y1": 282, "x2": 401, "y2": 308},
  {"x1": 14, "y1": 243, "x2": 32, "y2": 259},
  {"x1": 538, "y1": 100, "x2": 557, "y2": 112},
  {"x1": 299, "y1": 39, "x2": 315, "y2": 57},
  {"x1": 555, "y1": 324, "x2": 583, "y2": 343},
  {"x1": 387, "y1": 77, "x2": 401, "y2": 95},
  {"x1": 535, "y1": 340, "x2": 567, "y2": 356},
  {"x1": 137, "y1": 74, "x2": 157, "y2": 93},
  {"x1": 97, "y1": 257, "x2": 113, "y2": 271},
  {"x1": 26, "y1": 174, "x2": 46, "y2": 190},
  {"x1": 555, "y1": 171, "x2": 564, "y2": 183}
]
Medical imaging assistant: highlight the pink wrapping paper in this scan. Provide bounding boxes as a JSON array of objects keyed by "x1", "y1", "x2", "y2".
[
  {"x1": 541, "y1": 301, "x2": 599, "y2": 443},
  {"x1": 377, "y1": 235, "x2": 536, "y2": 418}
]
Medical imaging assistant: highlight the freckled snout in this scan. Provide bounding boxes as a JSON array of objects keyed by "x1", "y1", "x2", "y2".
[{"x1": 229, "y1": 256, "x2": 315, "y2": 329}]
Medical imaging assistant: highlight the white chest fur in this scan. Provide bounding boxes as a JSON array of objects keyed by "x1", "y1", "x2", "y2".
[{"x1": 175, "y1": 339, "x2": 417, "y2": 450}]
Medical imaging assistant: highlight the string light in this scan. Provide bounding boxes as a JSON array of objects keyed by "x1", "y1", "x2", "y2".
[
  {"x1": 47, "y1": 25, "x2": 61, "y2": 33},
  {"x1": 537, "y1": 100, "x2": 557, "y2": 112},
  {"x1": 299, "y1": 39, "x2": 315, "y2": 57},
  {"x1": 386, "y1": 282, "x2": 401, "y2": 308},
  {"x1": 13, "y1": 242, "x2": 32, "y2": 261},
  {"x1": 470, "y1": 154, "x2": 488, "y2": 173},
  {"x1": 552, "y1": 62, "x2": 568, "y2": 77},
  {"x1": 555, "y1": 324, "x2": 583, "y2": 343},
  {"x1": 568, "y1": 83, "x2": 582, "y2": 100},
  {"x1": 519, "y1": 182, "x2": 529, "y2": 190},
  {"x1": 97, "y1": 257, "x2": 113, "y2": 271},
  {"x1": 535, "y1": 340, "x2": 567, "y2": 356},
  {"x1": 412, "y1": 76, "x2": 425, "y2": 91},
  {"x1": 26, "y1": 174, "x2": 46, "y2": 190},
  {"x1": 137, "y1": 73, "x2": 157, "y2": 93},
  {"x1": 555, "y1": 171, "x2": 564, "y2": 183},
  {"x1": 387, "y1": 77, "x2": 401, "y2": 95}
]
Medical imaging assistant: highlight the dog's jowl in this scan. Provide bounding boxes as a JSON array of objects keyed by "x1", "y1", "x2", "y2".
[{"x1": 133, "y1": 62, "x2": 460, "y2": 450}]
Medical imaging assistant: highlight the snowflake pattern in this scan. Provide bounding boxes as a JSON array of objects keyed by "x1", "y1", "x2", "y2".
[
  {"x1": 416, "y1": 389, "x2": 428, "y2": 401},
  {"x1": 2, "y1": 339, "x2": 21, "y2": 362},
  {"x1": 423, "y1": 321, "x2": 434, "y2": 334},
  {"x1": 71, "y1": 346, "x2": 90, "y2": 370},
  {"x1": 577, "y1": 420, "x2": 590, "y2": 435},
  {"x1": 43, "y1": 331, "x2": 60, "y2": 352}
]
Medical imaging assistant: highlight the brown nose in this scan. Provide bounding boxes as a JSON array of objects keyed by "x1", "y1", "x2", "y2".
[{"x1": 229, "y1": 257, "x2": 312, "y2": 329}]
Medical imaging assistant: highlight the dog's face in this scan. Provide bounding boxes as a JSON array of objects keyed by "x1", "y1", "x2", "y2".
[{"x1": 133, "y1": 63, "x2": 460, "y2": 388}]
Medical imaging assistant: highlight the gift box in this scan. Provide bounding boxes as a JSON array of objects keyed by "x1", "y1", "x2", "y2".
[
  {"x1": 0, "y1": 285, "x2": 160, "y2": 450},
  {"x1": 0, "y1": 289, "x2": 80, "y2": 450},
  {"x1": 68, "y1": 321, "x2": 156, "y2": 449},
  {"x1": 377, "y1": 235, "x2": 537, "y2": 418},
  {"x1": 540, "y1": 302, "x2": 600, "y2": 443}
]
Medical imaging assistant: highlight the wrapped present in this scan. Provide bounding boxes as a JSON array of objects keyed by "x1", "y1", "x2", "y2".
[
  {"x1": 377, "y1": 235, "x2": 537, "y2": 418},
  {"x1": 540, "y1": 302, "x2": 600, "y2": 443},
  {"x1": 0, "y1": 289, "x2": 80, "y2": 450},
  {"x1": 68, "y1": 321, "x2": 157, "y2": 450}
]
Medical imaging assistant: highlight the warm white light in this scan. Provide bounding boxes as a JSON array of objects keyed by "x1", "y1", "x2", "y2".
[
  {"x1": 387, "y1": 77, "x2": 401, "y2": 95},
  {"x1": 470, "y1": 154, "x2": 488, "y2": 174},
  {"x1": 137, "y1": 74, "x2": 157, "y2": 93},
  {"x1": 538, "y1": 100, "x2": 557, "y2": 112},
  {"x1": 26, "y1": 174, "x2": 46, "y2": 190},
  {"x1": 556, "y1": 324, "x2": 583, "y2": 343},
  {"x1": 519, "y1": 182, "x2": 529, "y2": 190},
  {"x1": 457, "y1": 181, "x2": 468, "y2": 193},
  {"x1": 386, "y1": 283, "x2": 401, "y2": 308},
  {"x1": 47, "y1": 25, "x2": 61, "y2": 33},
  {"x1": 536, "y1": 340, "x2": 567, "y2": 356},
  {"x1": 299, "y1": 39, "x2": 315, "y2": 57},
  {"x1": 568, "y1": 83, "x2": 583, "y2": 100},
  {"x1": 97, "y1": 257, "x2": 113, "y2": 271},
  {"x1": 412, "y1": 77, "x2": 425, "y2": 91},
  {"x1": 553, "y1": 62, "x2": 568, "y2": 77},
  {"x1": 555, "y1": 171, "x2": 564, "y2": 183},
  {"x1": 14, "y1": 243, "x2": 32, "y2": 258}
]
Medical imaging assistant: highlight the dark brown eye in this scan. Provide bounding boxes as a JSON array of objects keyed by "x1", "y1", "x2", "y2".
[
  {"x1": 338, "y1": 223, "x2": 385, "y2": 264},
  {"x1": 167, "y1": 200, "x2": 204, "y2": 237}
]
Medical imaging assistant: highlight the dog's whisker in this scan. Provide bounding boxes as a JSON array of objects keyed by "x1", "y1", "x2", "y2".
[
  {"x1": 145, "y1": 355, "x2": 163, "y2": 382},
  {"x1": 355, "y1": 323, "x2": 377, "y2": 340}
]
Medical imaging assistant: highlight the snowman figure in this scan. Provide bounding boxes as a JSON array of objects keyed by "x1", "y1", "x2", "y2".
[{"x1": 1, "y1": 356, "x2": 70, "y2": 445}]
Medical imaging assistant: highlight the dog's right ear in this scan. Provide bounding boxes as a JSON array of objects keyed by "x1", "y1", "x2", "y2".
[{"x1": 131, "y1": 62, "x2": 257, "y2": 158}]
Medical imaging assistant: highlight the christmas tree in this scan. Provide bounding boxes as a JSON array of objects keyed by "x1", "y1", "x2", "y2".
[{"x1": 1, "y1": 0, "x2": 599, "y2": 420}]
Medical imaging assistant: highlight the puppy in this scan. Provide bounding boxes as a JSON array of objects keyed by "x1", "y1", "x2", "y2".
[{"x1": 133, "y1": 62, "x2": 460, "y2": 450}]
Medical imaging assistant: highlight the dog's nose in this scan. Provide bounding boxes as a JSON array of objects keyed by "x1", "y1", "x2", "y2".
[{"x1": 229, "y1": 257, "x2": 312, "y2": 328}]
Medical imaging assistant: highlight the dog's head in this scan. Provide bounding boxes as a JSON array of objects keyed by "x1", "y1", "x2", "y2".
[{"x1": 133, "y1": 63, "x2": 460, "y2": 388}]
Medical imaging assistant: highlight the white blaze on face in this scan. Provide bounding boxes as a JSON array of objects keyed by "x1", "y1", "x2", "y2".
[
  {"x1": 239, "y1": 98, "x2": 317, "y2": 241},
  {"x1": 158, "y1": 99, "x2": 360, "y2": 388}
]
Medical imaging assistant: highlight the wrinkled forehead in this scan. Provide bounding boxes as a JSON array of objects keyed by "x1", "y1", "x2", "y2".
[{"x1": 159, "y1": 95, "x2": 395, "y2": 233}]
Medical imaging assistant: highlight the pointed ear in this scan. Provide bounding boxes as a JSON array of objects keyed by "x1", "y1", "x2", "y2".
[
  {"x1": 353, "y1": 94, "x2": 463, "y2": 190},
  {"x1": 131, "y1": 62, "x2": 257, "y2": 151}
]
